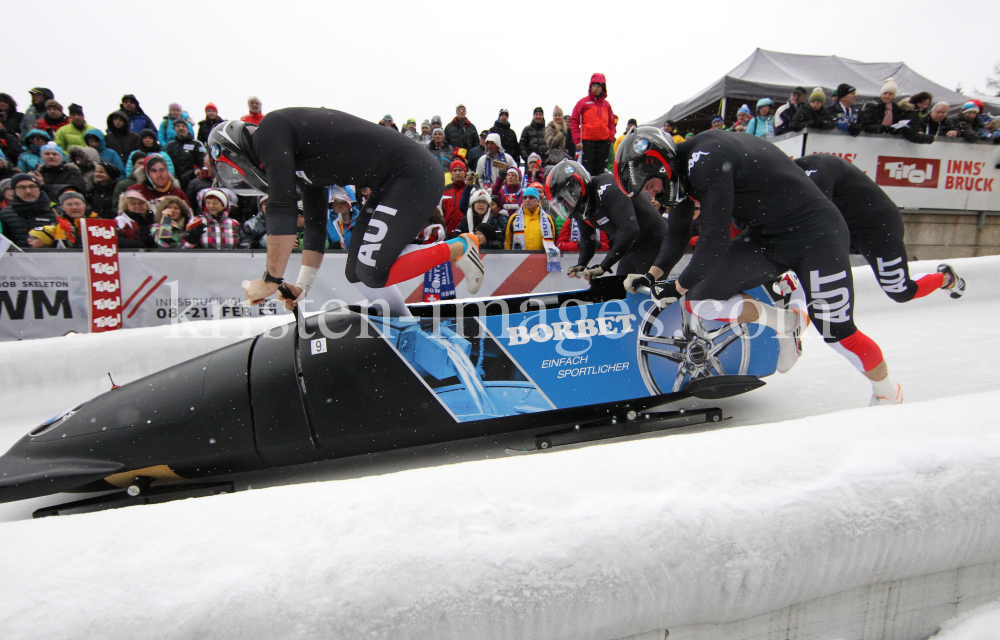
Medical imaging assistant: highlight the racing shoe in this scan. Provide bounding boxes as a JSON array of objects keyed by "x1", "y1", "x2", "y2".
[
  {"x1": 937, "y1": 264, "x2": 965, "y2": 299},
  {"x1": 454, "y1": 233, "x2": 485, "y2": 295},
  {"x1": 869, "y1": 383, "x2": 904, "y2": 406},
  {"x1": 776, "y1": 308, "x2": 810, "y2": 374}
]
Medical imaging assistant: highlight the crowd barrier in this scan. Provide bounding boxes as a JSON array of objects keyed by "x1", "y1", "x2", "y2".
[
  {"x1": 773, "y1": 130, "x2": 1000, "y2": 212},
  {"x1": 0, "y1": 250, "x2": 662, "y2": 341}
]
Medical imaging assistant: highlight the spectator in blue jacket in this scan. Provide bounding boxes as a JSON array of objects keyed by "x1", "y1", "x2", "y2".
[
  {"x1": 119, "y1": 95, "x2": 156, "y2": 135},
  {"x1": 83, "y1": 130, "x2": 126, "y2": 175},
  {"x1": 745, "y1": 98, "x2": 775, "y2": 138},
  {"x1": 326, "y1": 185, "x2": 359, "y2": 249},
  {"x1": 17, "y1": 129, "x2": 63, "y2": 172},
  {"x1": 732, "y1": 104, "x2": 753, "y2": 132},
  {"x1": 158, "y1": 103, "x2": 195, "y2": 147},
  {"x1": 125, "y1": 130, "x2": 175, "y2": 176}
]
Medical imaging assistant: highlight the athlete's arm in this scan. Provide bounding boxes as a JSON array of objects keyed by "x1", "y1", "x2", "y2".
[
  {"x1": 674, "y1": 149, "x2": 735, "y2": 291},
  {"x1": 650, "y1": 198, "x2": 694, "y2": 279},
  {"x1": 575, "y1": 219, "x2": 597, "y2": 268},
  {"x1": 595, "y1": 188, "x2": 640, "y2": 272}
]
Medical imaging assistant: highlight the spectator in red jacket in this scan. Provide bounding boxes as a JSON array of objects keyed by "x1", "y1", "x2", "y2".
[
  {"x1": 570, "y1": 73, "x2": 616, "y2": 177},
  {"x1": 241, "y1": 97, "x2": 264, "y2": 126},
  {"x1": 441, "y1": 159, "x2": 468, "y2": 235},
  {"x1": 128, "y1": 154, "x2": 190, "y2": 207},
  {"x1": 35, "y1": 101, "x2": 70, "y2": 136},
  {"x1": 556, "y1": 218, "x2": 610, "y2": 253}
]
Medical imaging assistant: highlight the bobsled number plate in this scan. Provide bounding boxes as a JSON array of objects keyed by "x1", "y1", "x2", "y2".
[{"x1": 369, "y1": 289, "x2": 779, "y2": 423}]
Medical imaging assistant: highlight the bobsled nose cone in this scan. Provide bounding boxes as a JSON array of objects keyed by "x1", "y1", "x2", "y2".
[{"x1": 0, "y1": 455, "x2": 124, "y2": 504}]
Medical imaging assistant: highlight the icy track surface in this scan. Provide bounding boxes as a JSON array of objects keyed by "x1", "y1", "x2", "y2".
[{"x1": 0, "y1": 256, "x2": 998, "y2": 640}]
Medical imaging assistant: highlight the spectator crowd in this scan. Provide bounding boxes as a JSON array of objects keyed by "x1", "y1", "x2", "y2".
[{"x1": 1, "y1": 74, "x2": 997, "y2": 253}]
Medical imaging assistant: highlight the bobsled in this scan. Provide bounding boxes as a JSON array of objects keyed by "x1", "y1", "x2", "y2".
[{"x1": 0, "y1": 276, "x2": 783, "y2": 514}]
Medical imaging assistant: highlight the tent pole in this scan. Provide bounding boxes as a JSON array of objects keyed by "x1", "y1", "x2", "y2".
[{"x1": 720, "y1": 97, "x2": 727, "y2": 119}]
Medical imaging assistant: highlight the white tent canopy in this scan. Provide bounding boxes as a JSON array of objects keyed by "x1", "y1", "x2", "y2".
[{"x1": 646, "y1": 48, "x2": 1000, "y2": 125}]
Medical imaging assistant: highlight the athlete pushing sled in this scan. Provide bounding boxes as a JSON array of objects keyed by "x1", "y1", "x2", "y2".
[{"x1": 208, "y1": 108, "x2": 485, "y2": 316}]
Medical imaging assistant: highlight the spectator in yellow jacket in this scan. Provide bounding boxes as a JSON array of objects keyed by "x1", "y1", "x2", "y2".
[
  {"x1": 505, "y1": 187, "x2": 556, "y2": 250},
  {"x1": 54, "y1": 104, "x2": 98, "y2": 151}
]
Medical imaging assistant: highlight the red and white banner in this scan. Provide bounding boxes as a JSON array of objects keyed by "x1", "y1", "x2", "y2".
[
  {"x1": 772, "y1": 131, "x2": 1000, "y2": 211},
  {"x1": 80, "y1": 220, "x2": 122, "y2": 333}
]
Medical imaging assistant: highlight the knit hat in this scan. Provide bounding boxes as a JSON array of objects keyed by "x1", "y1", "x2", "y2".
[
  {"x1": 431, "y1": 115, "x2": 443, "y2": 125},
  {"x1": 755, "y1": 97, "x2": 774, "y2": 110},
  {"x1": 963, "y1": 101, "x2": 979, "y2": 114},
  {"x1": 28, "y1": 226, "x2": 65, "y2": 247},
  {"x1": 533, "y1": 106, "x2": 544, "y2": 115},
  {"x1": 880, "y1": 78, "x2": 898, "y2": 95},
  {"x1": 527, "y1": 152, "x2": 542, "y2": 165},
  {"x1": 99, "y1": 162, "x2": 121, "y2": 180},
  {"x1": 449, "y1": 159, "x2": 467, "y2": 173},
  {"x1": 45, "y1": 99, "x2": 63, "y2": 111},
  {"x1": 58, "y1": 191, "x2": 86, "y2": 206},
  {"x1": 383, "y1": 114, "x2": 393, "y2": 122},
  {"x1": 809, "y1": 87, "x2": 826, "y2": 102},
  {"x1": 139, "y1": 128, "x2": 157, "y2": 140},
  {"x1": 421, "y1": 120, "x2": 430, "y2": 129},
  {"x1": 737, "y1": 104, "x2": 752, "y2": 117},
  {"x1": 202, "y1": 188, "x2": 228, "y2": 208},
  {"x1": 40, "y1": 142, "x2": 62, "y2": 156},
  {"x1": 498, "y1": 109, "x2": 509, "y2": 117},
  {"x1": 173, "y1": 119, "x2": 190, "y2": 130},
  {"x1": 506, "y1": 166, "x2": 521, "y2": 178},
  {"x1": 553, "y1": 105, "x2": 563, "y2": 116},
  {"x1": 0, "y1": 178, "x2": 11, "y2": 194},
  {"x1": 469, "y1": 189, "x2": 491, "y2": 206},
  {"x1": 68, "y1": 103, "x2": 84, "y2": 116},
  {"x1": 711, "y1": 115, "x2": 725, "y2": 124},
  {"x1": 474, "y1": 223, "x2": 494, "y2": 239},
  {"x1": 406, "y1": 117, "x2": 416, "y2": 125},
  {"x1": 10, "y1": 173, "x2": 40, "y2": 189},
  {"x1": 836, "y1": 83, "x2": 856, "y2": 99},
  {"x1": 456, "y1": 104, "x2": 466, "y2": 110},
  {"x1": 205, "y1": 103, "x2": 217, "y2": 112},
  {"x1": 523, "y1": 187, "x2": 539, "y2": 199}
]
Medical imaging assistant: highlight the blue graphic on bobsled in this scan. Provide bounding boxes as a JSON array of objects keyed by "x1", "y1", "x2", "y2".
[{"x1": 376, "y1": 285, "x2": 781, "y2": 422}]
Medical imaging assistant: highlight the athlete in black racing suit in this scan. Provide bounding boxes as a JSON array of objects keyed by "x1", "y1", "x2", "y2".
[
  {"x1": 208, "y1": 108, "x2": 484, "y2": 315},
  {"x1": 794, "y1": 154, "x2": 965, "y2": 301},
  {"x1": 545, "y1": 162, "x2": 667, "y2": 281},
  {"x1": 616, "y1": 127, "x2": 903, "y2": 405}
]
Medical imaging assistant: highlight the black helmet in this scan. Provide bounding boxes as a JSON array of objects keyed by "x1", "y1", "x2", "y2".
[
  {"x1": 614, "y1": 126, "x2": 685, "y2": 205},
  {"x1": 544, "y1": 160, "x2": 592, "y2": 222},
  {"x1": 207, "y1": 120, "x2": 267, "y2": 196}
]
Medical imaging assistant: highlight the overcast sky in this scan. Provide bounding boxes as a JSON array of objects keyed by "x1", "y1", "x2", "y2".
[{"x1": 5, "y1": 0, "x2": 997, "y2": 135}]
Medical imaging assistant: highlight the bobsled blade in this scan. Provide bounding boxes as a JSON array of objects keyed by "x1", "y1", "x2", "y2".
[
  {"x1": 684, "y1": 375, "x2": 765, "y2": 399},
  {"x1": 0, "y1": 456, "x2": 125, "y2": 504}
]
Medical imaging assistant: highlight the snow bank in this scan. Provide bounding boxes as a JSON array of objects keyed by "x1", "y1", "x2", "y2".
[
  {"x1": 1, "y1": 390, "x2": 1000, "y2": 640},
  {"x1": 931, "y1": 598, "x2": 1000, "y2": 640}
]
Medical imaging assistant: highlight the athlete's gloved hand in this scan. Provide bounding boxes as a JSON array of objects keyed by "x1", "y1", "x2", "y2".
[
  {"x1": 277, "y1": 283, "x2": 304, "y2": 311},
  {"x1": 624, "y1": 273, "x2": 655, "y2": 294},
  {"x1": 650, "y1": 279, "x2": 680, "y2": 309},
  {"x1": 567, "y1": 264, "x2": 586, "y2": 279},
  {"x1": 582, "y1": 265, "x2": 605, "y2": 281}
]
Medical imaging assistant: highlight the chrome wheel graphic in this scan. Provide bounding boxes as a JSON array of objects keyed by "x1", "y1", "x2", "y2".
[{"x1": 637, "y1": 299, "x2": 751, "y2": 395}]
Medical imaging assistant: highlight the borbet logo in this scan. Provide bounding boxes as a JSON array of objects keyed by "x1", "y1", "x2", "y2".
[{"x1": 875, "y1": 156, "x2": 940, "y2": 189}]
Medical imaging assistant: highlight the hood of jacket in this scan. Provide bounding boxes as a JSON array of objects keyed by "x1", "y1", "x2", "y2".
[
  {"x1": 24, "y1": 128, "x2": 53, "y2": 147},
  {"x1": 589, "y1": 73, "x2": 607, "y2": 100},
  {"x1": 139, "y1": 129, "x2": 161, "y2": 152},
  {"x1": 755, "y1": 98, "x2": 774, "y2": 114},
  {"x1": 83, "y1": 128, "x2": 108, "y2": 153},
  {"x1": 106, "y1": 110, "x2": 131, "y2": 134},
  {"x1": 120, "y1": 95, "x2": 147, "y2": 116}
]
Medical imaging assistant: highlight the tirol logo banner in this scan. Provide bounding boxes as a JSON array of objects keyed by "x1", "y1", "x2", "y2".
[
  {"x1": 81, "y1": 219, "x2": 122, "y2": 333},
  {"x1": 875, "y1": 156, "x2": 941, "y2": 189}
]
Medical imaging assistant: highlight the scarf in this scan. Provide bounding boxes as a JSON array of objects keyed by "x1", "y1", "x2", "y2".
[
  {"x1": 881, "y1": 103, "x2": 894, "y2": 127},
  {"x1": 511, "y1": 206, "x2": 561, "y2": 271},
  {"x1": 10, "y1": 196, "x2": 53, "y2": 219},
  {"x1": 483, "y1": 152, "x2": 510, "y2": 185},
  {"x1": 500, "y1": 185, "x2": 522, "y2": 215}
]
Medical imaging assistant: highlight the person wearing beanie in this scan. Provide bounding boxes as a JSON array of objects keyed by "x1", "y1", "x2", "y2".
[
  {"x1": 710, "y1": 115, "x2": 727, "y2": 130},
  {"x1": 35, "y1": 100, "x2": 69, "y2": 136},
  {"x1": 0, "y1": 173, "x2": 57, "y2": 247},
  {"x1": 475, "y1": 132, "x2": 517, "y2": 189},
  {"x1": 197, "y1": 103, "x2": 224, "y2": 144},
  {"x1": 56, "y1": 190, "x2": 96, "y2": 246},
  {"x1": 489, "y1": 109, "x2": 521, "y2": 166},
  {"x1": 954, "y1": 101, "x2": 985, "y2": 142},
  {"x1": 419, "y1": 120, "x2": 432, "y2": 146},
  {"x1": 118, "y1": 94, "x2": 157, "y2": 135},
  {"x1": 183, "y1": 189, "x2": 240, "y2": 249},
  {"x1": 114, "y1": 187, "x2": 155, "y2": 248},
  {"x1": 444, "y1": 104, "x2": 478, "y2": 150},
  {"x1": 27, "y1": 224, "x2": 68, "y2": 249},
  {"x1": 125, "y1": 130, "x2": 175, "y2": 176},
  {"x1": 523, "y1": 152, "x2": 545, "y2": 189},
  {"x1": 426, "y1": 128, "x2": 454, "y2": 172},
  {"x1": 37, "y1": 143, "x2": 86, "y2": 198},
  {"x1": 790, "y1": 88, "x2": 835, "y2": 132},
  {"x1": 519, "y1": 107, "x2": 548, "y2": 161},
  {"x1": 774, "y1": 86, "x2": 807, "y2": 135},
  {"x1": 732, "y1": 104, "x2": 753, "y2": 132},
  {"x1": 456, "y1": 188, "x2": 503, "y2": 248},
  {"x1": 441, "y1": 159, "x2": 470, "y2": 235},
  {"x1": 857, "y1": 77, "x2": 930, "y2": 143},
  {"x1": 403, "y1": 118, "x2": 420, "y2": 142},
  {"x1": 158, "y1": 103, "x2": 194, "y2": 147},
  {"x1": 0, "y1": 178, "x2": 13, "y2": 207},
  {"x1": 473, "y1": 222, "x2": 503, "y2": 250},
  {"x1": 88, "y1": 162, "x2": 121, "y2": 219},
  {"x1": 505, "y1": 186, "x2": 556, "y2": 251},
  {"x1": 53, "y1": 104, "x2": 98, "y2": 152},
  {"x1": 241, "y1": 97, "x2": 264, "y2": 126},
  {"x1": 545, "y1": 105, "x2": 576, "y2": 165},
  {"x1": 745, "y1": 98, "x2": 775, "y2": 138},
  {"x1": 494, "y1": 166, "x2": 524, "y2": 218},
  {"x1": 828, "y1": 84, "x2": 859, "y2": 133}
]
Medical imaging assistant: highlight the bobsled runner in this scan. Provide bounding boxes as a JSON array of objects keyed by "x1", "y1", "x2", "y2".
[{"x1": 0, "y1": 276, "x2": 783, "y2": 514}]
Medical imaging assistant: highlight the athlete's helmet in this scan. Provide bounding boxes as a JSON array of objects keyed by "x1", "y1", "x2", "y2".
[
  {"x1": 614, "y1": 126, "x2": 685, "y2": 205},
  {"x1": 207, "y1": 120, "x2": 268, "y2": 196},
  {"x1": 544, "y1": 160, "x2": 592, "y2": 222}
]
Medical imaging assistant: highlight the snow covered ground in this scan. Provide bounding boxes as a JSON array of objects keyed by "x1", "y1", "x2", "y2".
[
  {"x1": 0, "y1": 256, "x2": 998, "y2": 639},
  {"x1": 931, "y1": 599, "x2": 1000, "y2": 640}
]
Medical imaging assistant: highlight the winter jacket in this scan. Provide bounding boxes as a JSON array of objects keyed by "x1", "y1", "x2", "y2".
[
  {"x1": 774, "y1": 100, "x2": 800, "y2": 136},
  {"x1": 444, "y1": 118, "x2": 478, "y2": 150},
  {"x1": 82, "y1": 130, "x2": 126, "y2": 175},
  {"x1": 325, "y1": 207, "x2": 358, "y2": 249},
  {"x1": 826, "y1": 100, "x2": 860, "y2": 134},
  {"x1": 466, "y1": 144, "x2": 486, "y2": 174},
  {"x1": 953, "y1": 115, "x2": 983, "y2": 143},
  {"x1": 493, "y1": 182, "x2": 523, "y2": 218},
  {"x1": 165, "y1": 134, "x2": 206, "y2": 186},
  {"x1": 745, "y1": 99, "x2": 775, "y2": 138},
  {"x1": 489, "y1": 120, "x2": 521, "y2": 165},
  {"x1": 54, "y1": 120, "x2": 98, "y2": 151},
  {"x1": 556, "y1": 218, "x2": 610, "y2": 253},
  {"x1": 35, "y1": 113, "x2": 70, "y2": 136},
  {"x1": 1, "y1": 109, "x2": 24, "y2": 136},
  {"x1": 570, "y1": 73, "x2": 616, "y2": 144},
  {"x1": 441, "y1": 180, "x2": 468, "y2": 234},
  {"x1": 857, "y1": 100, "x2": 930, "y2": 143},
  {"x1": 239, "y1": 211, "x2": 268, "y2": 249},
  {"x1": 789, "y1": 104, "x2": 835, "y2": 132},
  {"x1": 104, "y1": 111, "x2": 141, "y2": 163},
  {"x1": 504, "y1": 206, "x2": 554, "y2": 250},
  {"x1": 475, "y1": 149, "x2": 518, "y2": 188},
  {"x1": 519, "y1": 120, "x2": 548, "y2": 159},
  {"x1": 20, "y1": 89, "x2": 53, "y2": 138},
  {"x1": 544, "y1": 120, "x2": 576, "y2": 157},
  {"x1": 187, "y1": 211, "x2": 241, "y2": 249},
  {"x1": 455, "y1": 208, "x2": 505, "y2": 249},
  {"x1": 158, "y1": 111, "x2": 196, "y2": 147},
  {"x1": 197, "y1": 116, "x2": 224, "y2": 144},
  {"x1": 917, "y1": 115, "x2": 957, "y2": 139},
  {"x1": 150, "y1": 217, "x2": 195, "y2": 249},
  {"x1": 125, "y1": 146, "x2": 175, "y2": 177},
  {"x1": 425, "y1": 141, "x2": 455, "y2": 173},
  {"x1": 241, "y1": 112, "x2": 264, "y2": 126},
  {"x1": 37, "y1": 162, "x2": 86, "y2": 199},
  {"x1": 129, "y1": 176, "x2": 190, "y2": 208},
  {"x1": 16, "y1": 129, "x2": 57, "y2": 172},
  {"x1": 87, "y1": 179, "x2": 119, "y2": 219},
  {"x1": 56, "y1": 210, "x2": 97, "y2": 248},
  {"x1": 0, "y1": 131, "x2": 23, "y2": 165},
  {"x1": 0, "y1": 197, "x2": 57, "y2": 247}
]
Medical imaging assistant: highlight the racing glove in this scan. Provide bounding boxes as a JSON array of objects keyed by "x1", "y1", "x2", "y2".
[
  {"x1": 567, "y1": 264, "x2": 586, "y2": 279},
  {"x1": 582, "y1": 265, "x2": 605, "y2": 281},
  {"x1": 624, "y1": 273, "x2": 655, "y2": 294},
  {"x1": 650, "y1": 279, "x2": 680, "y2": 309}
]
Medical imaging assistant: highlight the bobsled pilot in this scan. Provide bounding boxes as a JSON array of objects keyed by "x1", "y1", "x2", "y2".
[
  {"x1": 795, "y1": 154, "x2": 965, "y2": 301},
  {"x1": 615, "y1": 127, "x2": 903, "y2": 406},
  {"x1": 208, "y1": 108, "x2": 484, "y2": 316},
  {"x1": 544, "y1": 159, "x2": 667, "y2": 281}
]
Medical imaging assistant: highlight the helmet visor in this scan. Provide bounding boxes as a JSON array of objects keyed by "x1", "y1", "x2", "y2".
[
  {"x1": 550, "y1": 180, "x2": 582, "y2": 222},
  {"x1": 212, "y1": 156, "x2": 265, "y2": 196}
]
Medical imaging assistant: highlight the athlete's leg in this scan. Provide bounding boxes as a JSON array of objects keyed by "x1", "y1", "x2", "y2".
[
  {"x1": 616, "y1": 248, "x2": 660, "y2": 276},
  {"x1": 851, "y1": 213, "x2": 943, "y2": 303}
]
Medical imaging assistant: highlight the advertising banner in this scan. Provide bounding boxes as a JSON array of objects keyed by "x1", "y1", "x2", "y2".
[{"x1": 81, "y1": 219, "x2": 123, "y2": 333}]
